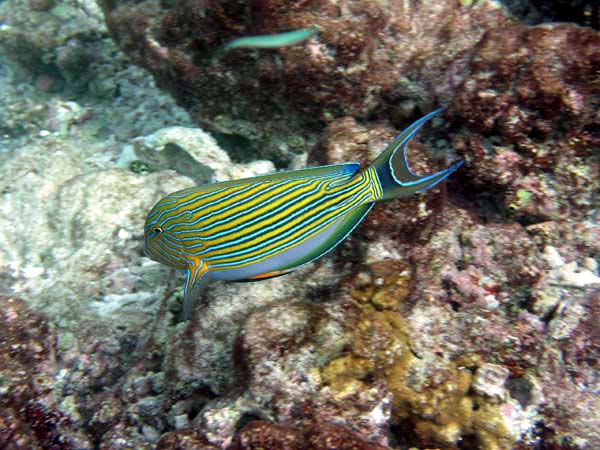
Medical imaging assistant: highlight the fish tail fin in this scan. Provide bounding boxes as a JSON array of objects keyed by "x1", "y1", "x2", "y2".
[{"x1": 369, "y1": 108, "x2": 463, "y2": 201}]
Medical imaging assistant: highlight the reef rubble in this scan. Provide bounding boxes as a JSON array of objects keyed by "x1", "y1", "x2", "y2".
[{"x1": 0, "y1": 0, "x2": 598, "y2": 449}]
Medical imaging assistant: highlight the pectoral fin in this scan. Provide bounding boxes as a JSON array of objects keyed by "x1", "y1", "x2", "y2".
[{"x1": 183, "y1": 258, "x2": 210, "y2": 320}]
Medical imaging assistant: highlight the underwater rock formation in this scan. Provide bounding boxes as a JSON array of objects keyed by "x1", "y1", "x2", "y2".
[
  {"x1": 0, "y1": 0, "x2": 193, "y2": 142},
  {"x1": 0, "y1": 297, "x2": 94, "y2": 449},
  {"x1": 99, "y1": 0, "x2": 511, "y2": 164},
  {"x1": 0, "y1": 0, "x2": 598, "y2": 449},
  {"x1": 451, "y1": 22, "x2": 599, "y2": 222},
  {"x1": 156, "y1": 429, "x2": 220, "y2": 450},
  {"x1": 502, "y1": 0, "x2": 599, "y2": 29},
  {"x1": 317, "y1": 205, "x2": 599, "y2": 449},
  {"x1": 0, "y1": 128, "x2": 190, "y2": 329},
  {"x1": 0, "y1": 0, "x2": 109, "y2": 94},
  {"x1": 121, "y1": 126, "x2": 275, "y2": 184},
  {"x1": 231, "y1": 420, "x2": 391, "y2": 450}
]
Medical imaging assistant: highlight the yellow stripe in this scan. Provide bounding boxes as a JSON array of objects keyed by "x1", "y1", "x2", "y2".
[
  {"x1": 205, "y1": 175, "x2": 361, "y2": 248},
  {"x1": 212, "y1": 189, "x2": 368, "y2": 266},
  {"x1": 169, "y1": 182, "x2": 280, "y2": 231},
  {"x1": 197, "y1": 178, "x2": 325, "y2": 234},
  {"x1": 158, "y1": 182, "x2": 244, "y2": 209},
  {"x1": 184, "y1": 257, "x2": 208, "y2": 293},
  {"x1": 206, "y1": 174, "x2": 373, "y2": 263},
  {"x1": 206, "y1": 179, "x2": 332, "y2": 246}
]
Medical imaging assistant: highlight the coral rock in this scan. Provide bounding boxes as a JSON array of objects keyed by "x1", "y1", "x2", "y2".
[
  {"x1": 0, "y1": 297, "x2": 94, "y2": 450},
  {"x1": 156, "y1": 429, "x2": 220, "y2": 450},
  {"x1": 451, "y1": 22, "x2": 599, "y2": 220},
  {"x1": 472, "y1": 363, "x2": 511, "y2": 400},
  {"x1": 232, "y1": 420, "x2": 390, "y2": 450},
  {"x1": 100, "y1": 0, "x2": 510, "y2": 163}
]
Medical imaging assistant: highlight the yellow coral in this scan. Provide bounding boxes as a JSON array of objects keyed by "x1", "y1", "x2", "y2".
[
  {"x1": 322, "y1": 261, "x2": 526, "y2": 449},
  {"x1": 350, "y1": 260, "x2": 411, "y2": 310}
]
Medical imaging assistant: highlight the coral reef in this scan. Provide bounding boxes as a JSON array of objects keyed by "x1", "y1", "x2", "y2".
[
  {"x1": 99, "y1": 0, "x2": 511, "y2": 164},
  {"x1": 156, "y1": 429, "x2": 220, "y2": 450},
  {"x1": 232, "y1": 420, "x2": 390, "y2": 450},
  {"x1": 0, "y1": 297, "x2": 94, "y2": 450},
  {"x1": 450, "y1": 22, "x2": 599, "y2": 222},
  {"x1": 396, "y1": 211, "x2": 599, "y2": 448},
  {"x1": 0, "y1": 0, "x2": 598, "y2": 449},
  {"x1": 0, "y1": 128, "x2": 190, "y2": 329},
  {"x1": 324, "y1": 253, "x2": 546, "y2": 450},
  {"x1": 120, "y1": 126, "x2": 275, "y2": 184},
  {"x1": 0, "y1": 0, "x2": 108, "y2": 93},
  {"x1": 0, "y1": 0, "x2": 193, "y2": 144}
]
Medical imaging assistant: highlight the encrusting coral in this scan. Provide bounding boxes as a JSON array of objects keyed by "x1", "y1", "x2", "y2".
[
  {"x1": 0, "y1": 0, "x2": 598, "y2": 449},
  {"x1": 99, "y1": 0, "x2": 511, "y2": 164},
  {"x1": 231, "y1": 420, "x2": 390, "y2": 450},
  {"x1": 450, "y1": 22, "x2": 599, "y2": 222},
  {"x1": 321, "y1": 260, "x2": 544, "y2": 450},
  {"x1": 0, "y1": 297, "x2": 94, "y2": 449}
]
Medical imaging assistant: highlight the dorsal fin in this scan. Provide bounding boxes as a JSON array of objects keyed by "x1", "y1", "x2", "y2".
[{"x1": 171, "y1": 162, "x2": 361, "y2": 198}]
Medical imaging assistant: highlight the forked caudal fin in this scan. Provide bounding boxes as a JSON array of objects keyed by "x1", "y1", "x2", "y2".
[{"x1": 368, "y1": 108, "x2": 463, "y2": 201}]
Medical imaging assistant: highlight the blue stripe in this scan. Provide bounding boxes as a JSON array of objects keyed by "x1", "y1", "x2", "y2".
[
  {"x1": 149, "y1": 185, "x2": 236, "y2": 226},
  {"x1": 194, "y1": 177, "x2": 370, "y2": 255},
  {"x1": 186, "y1": 178, "x2": 323, "y2": 233},
  {"x1": 389, "y1": 108, "x2": 444, "y2": 186},
  {"x1": 209, "y1": 190, "x2": 373, "y2": 267},
  {"x1": 414, "y1": 160, "x2": 464, "y2": 192},
  {"x1": 164, "y1": 172, "x2": 349, "y2": 231},
  {"x1": 162, "y1": 183, "x2": 263, "y2": 230},
  {"x1": 204, "y1": 181, "x2": 373, "y2": 261},
  {"x1": 179, "y1": 178, "x2": 336, "y2": 243}
]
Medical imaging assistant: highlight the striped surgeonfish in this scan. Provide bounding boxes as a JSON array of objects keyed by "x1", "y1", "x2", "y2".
[{"x1": 144, "y1": 109, "x2": 463, "y2": 319}]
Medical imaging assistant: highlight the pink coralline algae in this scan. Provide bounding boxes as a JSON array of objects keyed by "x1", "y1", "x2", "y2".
[
  {"x1": 99, "y1": 0, "x2": 510, "y2": 163},
  {"x1": 231, "y1": 420, "x2": 391, "y2": 450},
  {"x1": 0, "y1": 297, "x2": 93, "y2": 450},
  {"x1": 450, "y1": 22, "x2": 599, "y2": 221},
  {"x1": 156, "y1": 429, "x2": 220, "y2": 450}
]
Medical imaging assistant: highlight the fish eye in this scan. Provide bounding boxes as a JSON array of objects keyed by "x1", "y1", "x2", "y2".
[{"x1": 152, "y1": 227, "x2": 164, "y2": 235}]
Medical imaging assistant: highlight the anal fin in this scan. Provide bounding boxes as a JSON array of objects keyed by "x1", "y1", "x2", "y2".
[{"x1": 233, "y1": 270, "x2": 294, "y2": 283}]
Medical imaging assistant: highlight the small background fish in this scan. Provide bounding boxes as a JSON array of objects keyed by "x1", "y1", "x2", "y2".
[{"x1": 144, "y1": 109, "x2": 462, "y2": 318}]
